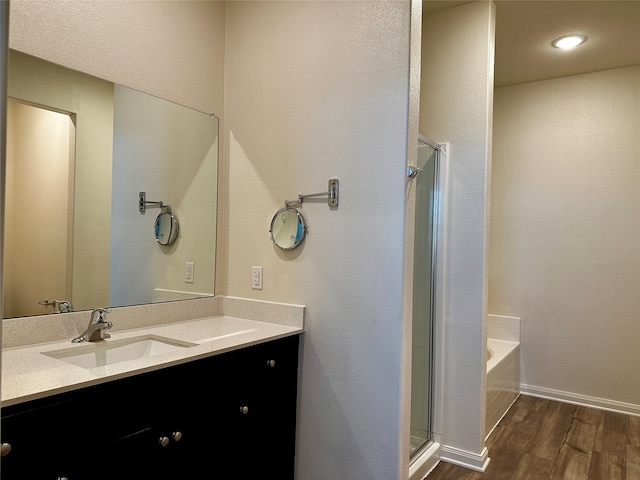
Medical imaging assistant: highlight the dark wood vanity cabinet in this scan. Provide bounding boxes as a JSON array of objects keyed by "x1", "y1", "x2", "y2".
[{"x1": 0, "y1": 334, "x2": 300, "y2": 480}]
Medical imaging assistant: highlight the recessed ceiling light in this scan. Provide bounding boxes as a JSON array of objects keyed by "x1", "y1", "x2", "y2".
[{"x1": 552, "y1": 35, "x2": 586, "y2": 50}]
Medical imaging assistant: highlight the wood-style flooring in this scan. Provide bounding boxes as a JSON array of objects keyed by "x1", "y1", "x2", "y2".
[{"x1": 426, "y1": 395, "x2": 640, "y2": 480}]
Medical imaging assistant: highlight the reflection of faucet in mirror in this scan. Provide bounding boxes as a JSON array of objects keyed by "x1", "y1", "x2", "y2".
[
  {"x1": 37, "y1": 299, "x2": 74, "y2": 314},
  {"x1": 72, "y1": 308, "x2": 112, "y2": 343},
  {"x1": 57, "y1": 301, "x2": 73, "y2": 314}
]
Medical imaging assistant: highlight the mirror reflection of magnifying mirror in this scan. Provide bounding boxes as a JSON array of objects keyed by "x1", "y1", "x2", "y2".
[
  {"x1": 270, "y1": 207, "x2": 306, "y2": 250},
  {"x1": 155, "y1": 211, "x2": 179, "y2": 246}
]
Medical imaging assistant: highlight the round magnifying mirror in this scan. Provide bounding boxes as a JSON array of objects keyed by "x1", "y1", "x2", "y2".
[
  {"x1": 270, "y1": 207, "x2": 307, "y2": 250},
  {"x1": 155, "y1": 211, "x2": 179, "y2": 246}
]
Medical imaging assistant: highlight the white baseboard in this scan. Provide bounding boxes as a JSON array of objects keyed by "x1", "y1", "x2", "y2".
[
  {"x1": 520, "y1": 384, "x2": 640, "y2": 418},
  {"x1": 439, "y1": 445, "x2": 490, "y2": 472}
]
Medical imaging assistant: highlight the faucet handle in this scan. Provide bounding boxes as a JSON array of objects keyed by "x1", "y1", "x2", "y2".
[{"x1": 90, "y1": 307, "x2": 110, "y2": 323}]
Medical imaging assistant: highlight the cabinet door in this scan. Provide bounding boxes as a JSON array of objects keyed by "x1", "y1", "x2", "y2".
[
  {"x1": 92, "y1": 426, "x2": 157, "y2": 480},
  {"x1": 84, "y1": 365, "x2": 197, "y2": 480},
  {"x1": 1, "y1": 396, "x2": 78, "y2": 480},
  {"x1": 210, "y1": 335, "x2": 300, "y2": 479},
  {"x1": 153, "y1": 415, "x2": 203, "y2": 479},
  {"x1": 247, "y1": 335, "x2": 299, "y2": 479},
  {"x1": 91, "y1": 417, "x2": 197, "y2": 480}
]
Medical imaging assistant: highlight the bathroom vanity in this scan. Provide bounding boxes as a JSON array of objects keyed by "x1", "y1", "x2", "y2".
[{"x1": 0, "y1": 301, "x2": 303, "y2": 480}]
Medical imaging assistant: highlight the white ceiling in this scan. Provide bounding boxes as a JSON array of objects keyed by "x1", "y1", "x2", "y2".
[{"x1": 424, "y1": 0, "x2": 640, "y2": 87}]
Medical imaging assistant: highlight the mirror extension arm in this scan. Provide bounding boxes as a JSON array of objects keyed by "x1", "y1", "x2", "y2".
[{"x1": 284, "y1": 178, "x2": 339, "y2": 208}]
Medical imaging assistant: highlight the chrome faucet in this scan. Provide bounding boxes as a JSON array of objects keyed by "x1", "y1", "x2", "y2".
[{"x1": 72, "y1": 308, "x2": 112, "y2": 343}]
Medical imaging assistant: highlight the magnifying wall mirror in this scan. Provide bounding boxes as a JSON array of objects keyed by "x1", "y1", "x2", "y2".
[
  {"x1": 270, "y1": 207, "x2": 307, "y2": 250},
  {"x1": 155, "y1": 211, "x2": 179, "y2": 246}
]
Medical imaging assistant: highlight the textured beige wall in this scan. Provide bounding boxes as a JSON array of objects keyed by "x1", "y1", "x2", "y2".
[
  {"x1": 490, "y1": 66, "x2": 640, "y2": 405},
  {"x1": 9, "y1": 0, "x2": 225, "y2": 115},
  {"x1": 223, "y1": 2, "x2": 411, "y2": 478},
  {"x1": 420, "y1": 0, "x2": 495, "y2": 463}
]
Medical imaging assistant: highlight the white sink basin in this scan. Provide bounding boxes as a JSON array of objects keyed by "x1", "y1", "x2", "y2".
[{"x1": 43, "y1": 335, "x2": 198, "y2": 369}]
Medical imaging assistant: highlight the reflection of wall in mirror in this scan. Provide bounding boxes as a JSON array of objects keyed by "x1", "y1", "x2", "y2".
[
  {"x1": 5, "y1": 50, "x2": 114, "y2": 316},
  {"x1": 4, "y1": 101, "x2": 73, "y2": 318},
  {"x1": 7, "y1": 1, "x2": 225, "y2": 316},
  {"x1": 110, "y1": 85, "x2": 218, "y2": 307}
]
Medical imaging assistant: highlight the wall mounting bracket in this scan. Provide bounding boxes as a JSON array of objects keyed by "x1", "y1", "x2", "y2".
[
  {"x1": 139, "y1": 191, "x2": 167, "y2": 213},
  {"x1": 285, "y1": 178, "x2": 339, "y2": 208}
]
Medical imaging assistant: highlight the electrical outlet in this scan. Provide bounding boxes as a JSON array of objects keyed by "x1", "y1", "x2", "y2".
[
  {"x1": 252, "y1": 266, "x2": 263, "y2": 290},
  {"x1": 185, "y1": 262, "x2": 194, "y2": 283}
]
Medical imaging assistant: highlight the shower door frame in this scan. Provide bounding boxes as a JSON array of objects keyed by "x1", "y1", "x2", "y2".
[{"x1": 409, "y1": 135, "x2": 449, "y2": 478}]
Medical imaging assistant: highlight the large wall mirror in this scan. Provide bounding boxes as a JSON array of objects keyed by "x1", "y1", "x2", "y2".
[{"x1": 4, "y1": 50, "x2": 218, "y2": 319}]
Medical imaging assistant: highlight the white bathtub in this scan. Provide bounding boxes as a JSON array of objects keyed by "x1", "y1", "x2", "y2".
[
  {"x1": 486, "y1": 338, "x2": 520, "y2": 438},
  {"x1": 487, "y1": 338, "x2": 518, "y2": 373}
]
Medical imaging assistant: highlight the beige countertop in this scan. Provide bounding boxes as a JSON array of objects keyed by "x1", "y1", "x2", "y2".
[{"x1": 2, "y1": 311, "x2": 303, "y2": 407}]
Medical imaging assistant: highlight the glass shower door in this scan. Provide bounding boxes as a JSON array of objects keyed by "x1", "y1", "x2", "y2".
[{"x1": 409, "y1": 138, "x2": 441, "y2": 458}]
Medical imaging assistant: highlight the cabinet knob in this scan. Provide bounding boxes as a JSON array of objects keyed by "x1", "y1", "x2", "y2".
[
  {"x1": 240, "y1": 406, "x2": 249, "y2": 415},
  {"x1": 172, "y1": 431, "x2": 183, "y2": 442},
  {"x1": 159, "y1": 436, "x2": 170, "y2": 447},
  {"x1": 0, "y1": 443, "x2": 11, "y2": 457},
  {"x1": 267, "y1": 359, "x2": 276, "y2": 368}
]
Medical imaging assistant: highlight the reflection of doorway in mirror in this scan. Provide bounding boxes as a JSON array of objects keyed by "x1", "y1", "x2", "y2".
[{"x1": 3, "y1": 99, "x2": 76, "y2": 317}]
